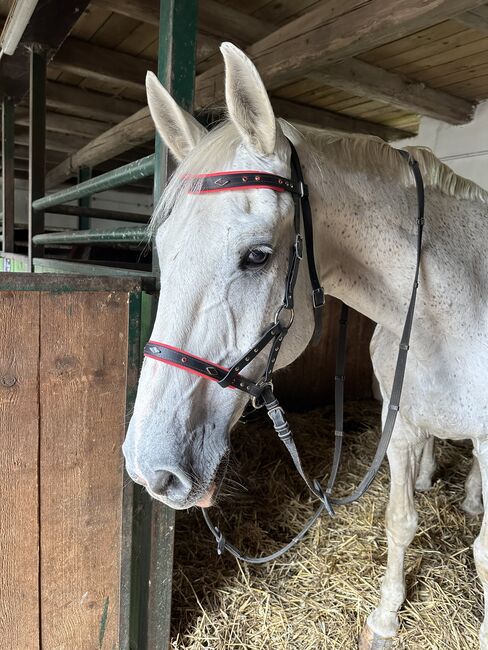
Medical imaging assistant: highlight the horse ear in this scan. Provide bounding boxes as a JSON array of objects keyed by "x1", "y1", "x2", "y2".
[
  {"x1": 220, "y1": 42, "x2": 276, "y2": 155},
  {"x1": 146, "y1": 71, "x2": 207, "y2": 162}
]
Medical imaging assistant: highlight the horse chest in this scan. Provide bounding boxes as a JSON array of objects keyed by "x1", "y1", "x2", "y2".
[{"x1": 371, "y1": 325, "x2": 488, "y2": 440}]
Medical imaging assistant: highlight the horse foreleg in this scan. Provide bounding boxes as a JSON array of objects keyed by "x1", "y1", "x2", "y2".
[
  {"x1": 461, "y1": 453, "x2": 483, "y2": 516},
  {"x1": 415, "y1": 436, "x2": 436, "y2": 491},
  {"x1": 471, "y1": 440, "x2": 488, "y2": 649},
  {"x1": 359, "y1": 426, "x2": 423, "y2": 650}
]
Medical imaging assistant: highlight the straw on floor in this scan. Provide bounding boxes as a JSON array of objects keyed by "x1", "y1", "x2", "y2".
[{"x1": 170, "y1": 401, "x2": 482, "y2": 649}]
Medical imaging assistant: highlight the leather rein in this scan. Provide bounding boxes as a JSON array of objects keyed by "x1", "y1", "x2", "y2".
[{"x1": 144, "y1": 140, "x2": 425, "y2": 564}]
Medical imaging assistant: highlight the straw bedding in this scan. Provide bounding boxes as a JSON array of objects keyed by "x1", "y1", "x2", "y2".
[{"x1": 170, "y1": 401, "x2": 482, "y2": 649}]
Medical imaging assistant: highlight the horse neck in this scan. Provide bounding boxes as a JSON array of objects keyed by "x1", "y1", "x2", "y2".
[{"x1": 308, "y1": 146, "x2": 421, "y2": 338}]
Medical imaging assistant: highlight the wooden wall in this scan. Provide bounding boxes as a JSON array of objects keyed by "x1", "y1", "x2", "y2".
[
  {"x1": 276, "y1": 297, "x2": 375, "y2": 410},
  {"x1": 0, "y1": 284, "x2": 130, "y2": 649}
]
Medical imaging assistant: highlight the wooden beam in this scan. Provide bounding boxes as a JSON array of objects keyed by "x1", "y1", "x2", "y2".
[
  {"x1": 199, "y1": 0, "x2": 273, "y2": 43},
  {"x1": 53, "y1": 39, "x2": 156, "y2": 90},
  {"x1": 195, "y1": 0, "x2": 487, "y2": 106},
  {"x1": 91, "y1": 0, "x2": 159, "y2": 25},
  {"x1": 271, "y1": 97, "x2": 410, "y2": 140},
  {"x1": 47, "y1": 0, "x2": 485, "y2": 185},
  {"x1": 45, "y1": 81, "x2": 143, "y2": 122},
  {"x1": 308, "y1": 59, "x2": 475, "y2": 125},
  {"x1": 454, "y1": 4, "x2": 488, "y2": 30}
]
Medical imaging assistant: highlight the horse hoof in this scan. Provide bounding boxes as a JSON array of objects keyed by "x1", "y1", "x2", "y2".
[
  {"x1": 358, "y1": 624, "x2": 393, "y2": 650},
  {"x1": 461, "y1": 498, "x2": 483, "y2": 516}
]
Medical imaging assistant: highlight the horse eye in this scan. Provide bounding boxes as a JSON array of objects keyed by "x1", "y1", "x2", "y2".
[{"x1": 244, "y1": 248, "x2": 271, "y2": 268}]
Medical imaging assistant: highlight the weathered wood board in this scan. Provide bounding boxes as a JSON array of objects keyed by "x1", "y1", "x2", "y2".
[
  {"x1": 39, "y1": 290, "x2": 129, "y2": 650},
  {"x1": 0, "y1": 291, "x2": 41, "y2": 650},
  {"x1": 0, "y1": 279, "x2": 135, "y2": 649}
]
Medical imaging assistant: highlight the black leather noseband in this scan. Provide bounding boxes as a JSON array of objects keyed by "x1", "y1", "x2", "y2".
[{"x1": 144, "y1": 140, "x2": 425, "y2": 564}]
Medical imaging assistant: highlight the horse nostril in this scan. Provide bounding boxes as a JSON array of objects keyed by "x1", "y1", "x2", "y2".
[{"x1": 148, "y1": 468, "x2": 192, "y2": 503}]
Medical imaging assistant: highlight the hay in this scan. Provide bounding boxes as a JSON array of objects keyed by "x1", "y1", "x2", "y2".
[{"x1": 170, "y1": 401, "x2": 483, "y2": 649}]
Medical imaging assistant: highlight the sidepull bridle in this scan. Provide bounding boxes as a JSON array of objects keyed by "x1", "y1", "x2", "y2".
[{"x1": 144, "y1": 140, "x2": 425, "y2": 564}]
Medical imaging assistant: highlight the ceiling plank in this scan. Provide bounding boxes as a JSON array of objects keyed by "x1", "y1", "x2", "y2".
[
  {"x1": 45, "y1": 80, "x2": 144, "y2": 122},
  {"x1": 53, "y1": 38, "x2": 156, "y2": 90},
  {"x1": 16, "y1": 111, "x2": 110, "y2": 139},
  {"x1": 308, "y1": 58, "x2": 475, "y2": 124},
  {"x1": 91, "y1": 0, "x2": 159, "y2": 25}
]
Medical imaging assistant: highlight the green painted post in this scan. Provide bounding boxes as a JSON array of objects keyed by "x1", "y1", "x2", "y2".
[
  {"x1": 78, "y1": 166, "x2": 92, "y2": 230},
  {"x1": 145, "y1": 1, "x2": 199, "y2": 649},
  {"x1": 2, "y1": 96, "x2": 15, "y2": 253},
  {"x1": 28, "y1": 49, "x2": 47, "y2": 267}
]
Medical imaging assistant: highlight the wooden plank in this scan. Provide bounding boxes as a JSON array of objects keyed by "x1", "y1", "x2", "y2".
[
  {"x1": 92, "y1": 0, "x2": 159, "y2": 25},
  {"x1": 39, "y1": 290, "x2": 129, "y2": 650},
  {"x1": 308, "y1": 58, "x2": 475, "y2": 124},
  {"x1": 271, "y1": 97, "x2": 411, "y2": 139},
  {"x1": 0, "y1": 290, "x2": 40, "y2": 649},
  {"x1": 199, "y1": 0, "x2": 273, "y2": 42},
  {"x1": 45, "y1": 81, "x2": 144, "y2": 122},
  {"x1": 16, "y1": 127, "x2": 91, "y2": 154},
  {"x1": 54, "y1": 38, "x2": 157, "y2": 91},
  {"x1": 16, "y1": 110, "x2": 110, "y2": 139}
]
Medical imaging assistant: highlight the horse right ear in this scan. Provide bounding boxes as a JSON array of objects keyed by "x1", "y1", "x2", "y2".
[{"x1": 146, "y1": 71, "x2": 207, "y2": 162}]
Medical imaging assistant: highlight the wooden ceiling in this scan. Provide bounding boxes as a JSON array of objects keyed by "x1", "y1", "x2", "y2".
[{"x1": 2, "y1": 0, "x2": 488, "y2": 190}]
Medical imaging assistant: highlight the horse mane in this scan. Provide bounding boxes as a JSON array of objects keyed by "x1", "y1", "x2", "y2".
[
  {"x1": 288, "y1": 121, "x2": 488, "y2": 205},
  {"x1": 150, "y1": 118, "x2": 488, "y2": 232}
]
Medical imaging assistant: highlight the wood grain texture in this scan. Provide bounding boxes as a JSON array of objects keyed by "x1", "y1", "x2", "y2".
[
  {"x1": 276, "y1": 297, "x2": 375, "y2": 409},
  {"x1": 0, "y1": 291, "x2": 40, "y2": 650},
  {"x1": 39, "y1": 290, "x2": 129, "y2": 650}
]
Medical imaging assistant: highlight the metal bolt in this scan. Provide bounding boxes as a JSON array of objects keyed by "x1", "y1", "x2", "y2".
[{"x1": 0, "y1": 375, "x2": 16, "y2": 387}]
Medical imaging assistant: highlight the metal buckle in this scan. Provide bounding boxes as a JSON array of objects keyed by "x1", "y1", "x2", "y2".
[
  {"x1": 312, "y1": 287, "x2": 325, "y2": 308},
  {"x1": 299, "y1": 181, "x2": 308, "y2": 198},
  {"x1": 274, "y1": 304, "x2": 295, "y2": 328},
  {"x1": 251, "y1": 380, "x2": 274, "y2": 409}
]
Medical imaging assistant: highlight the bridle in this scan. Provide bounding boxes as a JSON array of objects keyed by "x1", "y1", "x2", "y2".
[{"x1": 144, "y1": 139, "x2": 425, "y2": 564}]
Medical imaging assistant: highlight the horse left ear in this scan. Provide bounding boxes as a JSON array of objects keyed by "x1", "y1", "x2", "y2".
[{"x1": 221, "y1": 42, "x2": 276, "y2": 155}]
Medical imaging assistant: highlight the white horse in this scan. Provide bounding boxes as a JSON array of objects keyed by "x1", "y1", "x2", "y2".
[{"x1": 123, "y1": 42, "x2": 488, "y2": 648}]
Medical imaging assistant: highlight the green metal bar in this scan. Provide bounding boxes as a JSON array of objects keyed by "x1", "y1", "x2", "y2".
[
  {"x1": 145, "y1": 1, "x2": 199, "y2": 648},
  {"x1": 28, "y1": 49, "x2": 47, "y2": 266},
  {"x1": 78, "y1": 166, "x2": 92, "y2": 230},
  {"x1": 32, "y1": 155, "x2": 155, "y2": 212},
  {"x1": 2, "y1": 96, "x2": 15, "y2": 253},
  {"x1": 32, "y1": 226, "x2": 147, "y2": 246}
]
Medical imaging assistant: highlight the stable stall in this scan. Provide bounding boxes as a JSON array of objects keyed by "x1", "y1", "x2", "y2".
[{"x1": 1, "y1": 1, "x2": 488, "y2": 648}]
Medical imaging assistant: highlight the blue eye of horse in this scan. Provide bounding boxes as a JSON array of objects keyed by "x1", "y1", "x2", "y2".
[{"x1": 245, "y1": 248, "x2": 270, "y2": 268}]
